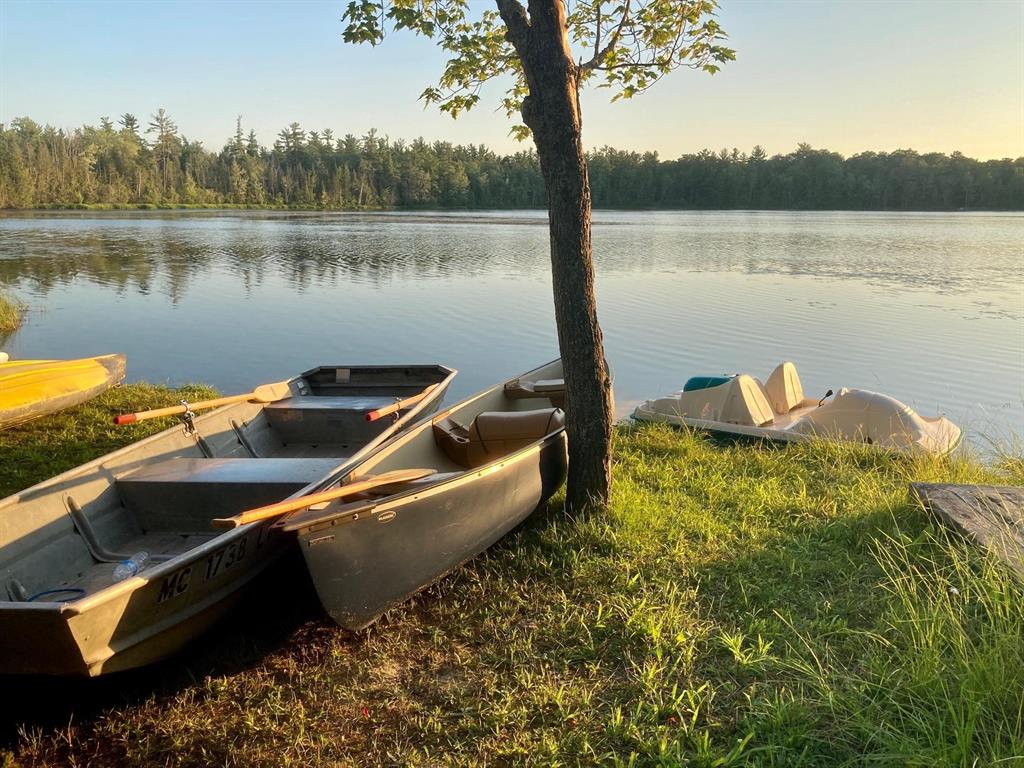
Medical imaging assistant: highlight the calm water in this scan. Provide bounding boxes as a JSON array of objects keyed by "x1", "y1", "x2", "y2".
[{"x1": 0, "y1": 210, "x2": 1021, "y2": 448}]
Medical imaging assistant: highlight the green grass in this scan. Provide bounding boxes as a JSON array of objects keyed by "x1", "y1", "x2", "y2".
[
  {"x1": 0, "y1": 292, "x2": 24, "y2": 334},
  {"x1": 1, "y1": 387, "x2": 1022, "y2": 766}
]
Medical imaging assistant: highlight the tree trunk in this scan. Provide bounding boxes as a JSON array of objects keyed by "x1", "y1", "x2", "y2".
[{"x1": 501, "y1": 0, "x2": 614, "y2": 510}]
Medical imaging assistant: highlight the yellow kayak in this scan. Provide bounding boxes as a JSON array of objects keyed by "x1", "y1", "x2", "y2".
[{"x1": 0, "y1": 354, "x2": 126, "y2": 428}]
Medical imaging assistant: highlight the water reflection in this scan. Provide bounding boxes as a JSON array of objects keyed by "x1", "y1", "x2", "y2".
[
  {"x1": 0, "y1": 210, "x2": 1020, "y2": 445},
  {"x1": 3, "y1": 210, "x2": 1021, "y2": 300}
]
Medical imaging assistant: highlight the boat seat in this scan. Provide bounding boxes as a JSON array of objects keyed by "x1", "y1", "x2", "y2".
[
  {"x1": 266, "y1": 395, "x2": 401, "y2": 414},
  {"x1": 504, "y1": 378, "x2": 566, "y2": 408},
  {"x1": 264, "y1": 395, "x2": 400, "y2": 444},
  {"x1": 683, "y1": 375, "x2": 734, "y2": 392},
  {"x1": 117, "y1": 457, "x2": 340, "y2": 530},
  {"x1": 434, "y1": 407, "x2": 565, "y2": 469},
  {"x1": 765, "y1": 362, "x2": 805, "y2": 414}
]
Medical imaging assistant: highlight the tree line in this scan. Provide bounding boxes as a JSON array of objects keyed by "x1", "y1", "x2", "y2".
[{"x1": 0, "y1": 113, "x2": 1020, "y2": 211}]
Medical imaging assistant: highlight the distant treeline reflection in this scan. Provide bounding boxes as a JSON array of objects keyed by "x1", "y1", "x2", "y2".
[{"x1": 1, "y1": 114, "x2": 1021, "y2": 211}]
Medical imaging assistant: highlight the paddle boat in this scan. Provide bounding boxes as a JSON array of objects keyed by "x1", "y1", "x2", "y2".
[
  {"x1": 633, "y1": 361, "x2": 962, "y2": 456},
  {"x1": 272, "y1": 359, "x2": 570, "y2": 630},
  {"x1": 0, "y1": 364, "x2": 454, "y2": 676},
  {"x1": 0, "y1": 354, "x2": 126, "y2": 428}
]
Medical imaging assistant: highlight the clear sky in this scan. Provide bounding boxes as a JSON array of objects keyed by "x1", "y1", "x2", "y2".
[{"x1": 1, "y1": 0, "x2": 1021, "y2": 160}]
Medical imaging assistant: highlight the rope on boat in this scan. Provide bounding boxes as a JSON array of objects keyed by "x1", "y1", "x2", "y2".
[{"x1": 27, "y1": 587, "x2": 87, "y2": 603}]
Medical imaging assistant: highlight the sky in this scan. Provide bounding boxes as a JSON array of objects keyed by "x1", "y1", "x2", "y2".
[{"x1": 0, "y1": 0, "x2": 1021, "y2": 160}]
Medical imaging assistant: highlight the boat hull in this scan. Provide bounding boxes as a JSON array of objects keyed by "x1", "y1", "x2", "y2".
[
  {"x1": 0, "y1": 523, "x2": 283, "y2": 676},
  {"x1": 282, "y1": 359, "x2": 570, "y2": 630},
  {"x1": 295, "y1": 434, "x2": 566, "y2": 630},
  {"x1": 0, "y1": 354, "x2": 126, "y2": 428}
]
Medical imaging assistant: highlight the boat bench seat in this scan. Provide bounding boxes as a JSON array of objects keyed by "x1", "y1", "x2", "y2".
[
  {"x1": 117, "y1": 457, "x2": 340, "y2": 530},
  {"x1": 434, "y1": 407, "x2": 565, "y2": 469},
  {"x1": 504, "y1": 378, "x2": 566, "y2": 408},
  {"x1": 264, "y1": 395, "x2": 403, "y2": 444}
]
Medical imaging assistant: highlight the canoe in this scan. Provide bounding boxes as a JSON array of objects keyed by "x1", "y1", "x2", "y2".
[
  {"x1": 278, "y1": 359, "x2": 569, "y2": 630},
  {"x1": 633, "y1": 361, "x2": 962, "y2": 456},
  {"x1": 0, "y1": 354, "x2": 126, "y2": 428},
  {"x1": 0, "y1": 364, "x2": 455, "y2": 676}
]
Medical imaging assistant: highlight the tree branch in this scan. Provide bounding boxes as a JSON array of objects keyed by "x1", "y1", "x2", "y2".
[{"x1": 579, "y1": 0, "x2": 631, "y2": 73}]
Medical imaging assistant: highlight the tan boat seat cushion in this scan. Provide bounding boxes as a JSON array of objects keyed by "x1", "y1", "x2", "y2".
[
  {"x1": 434, "y1": 407, "x2": 565, "y2": 469},
  {"x1": 765, "y1": 361, "x2": 805, "y2": 414}
]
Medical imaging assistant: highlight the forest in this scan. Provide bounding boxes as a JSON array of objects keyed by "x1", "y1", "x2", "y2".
[{"x1": 1, "y1": 112, "x2": 1021, "y2": 211}]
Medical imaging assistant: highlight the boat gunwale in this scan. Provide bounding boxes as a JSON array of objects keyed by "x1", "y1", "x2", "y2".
[{"x1": 0, "y1": 364, "x2": 457, "y2": 614}]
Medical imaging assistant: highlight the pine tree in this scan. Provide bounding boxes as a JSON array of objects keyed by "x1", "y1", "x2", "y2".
[{"x1": 147, "y1": 108, "x2": 179, "y2": 196}]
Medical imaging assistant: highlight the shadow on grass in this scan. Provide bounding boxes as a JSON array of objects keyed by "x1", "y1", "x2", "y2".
[
  {"x1": 0, "y1": 552, "x2": 324, "y2": 748},
  {"x1": 697, "y1": 500, "x2": 920, "y2": 633}
]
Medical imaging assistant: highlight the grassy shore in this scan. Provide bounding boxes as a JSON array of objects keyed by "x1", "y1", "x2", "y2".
[
  {"x1": 1, "y1": 384, "x2": 1022, "y2": 767},
  {"x1": 0, "y1": 292, "x2": 24, "y2": 334}
]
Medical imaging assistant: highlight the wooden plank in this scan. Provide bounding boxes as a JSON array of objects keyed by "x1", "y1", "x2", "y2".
[{"x1": 910, "y1": 483, "x2": 1024, "y2": 574}]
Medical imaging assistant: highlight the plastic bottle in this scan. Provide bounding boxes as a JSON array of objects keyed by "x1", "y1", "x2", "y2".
[{"x1": 113, "y1": 551, "x2": 151, "y2": 582}]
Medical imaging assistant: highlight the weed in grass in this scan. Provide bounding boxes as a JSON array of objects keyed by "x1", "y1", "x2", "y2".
[{"x1": 0, "y1": 292, "x2": 24, "y2": 334}]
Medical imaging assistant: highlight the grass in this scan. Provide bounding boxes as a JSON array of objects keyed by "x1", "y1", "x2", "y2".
[
  {"x1": 0, "y1": 292, "x2": 24, "y2": 334},
  {"x1": 1, "y1": 385, "x2": 1022, "y2": 766}
]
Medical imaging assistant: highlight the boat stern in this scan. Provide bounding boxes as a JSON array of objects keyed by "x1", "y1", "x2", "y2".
[
  {"x1": 96, "y1": 353, "x2": 128, "y2": 385},
  {"x1": 0, "y1": 603, "x2": 92, "y2": 676}
]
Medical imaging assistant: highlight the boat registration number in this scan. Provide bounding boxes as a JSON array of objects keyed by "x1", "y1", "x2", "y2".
[{"x1": 156, "y1": 528, "x2": 268, "y2": 604}]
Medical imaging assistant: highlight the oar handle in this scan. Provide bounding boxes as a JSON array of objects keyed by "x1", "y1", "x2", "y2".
[
  {"x1": 211, "y1": 468, "x2": 437, "y2": 529},
  {"x1": 114, "y1": 392, "x2": 253, "y2": 425},
  {"x1": 366, "y1": 384, "x2": 438, "y2": 422}
]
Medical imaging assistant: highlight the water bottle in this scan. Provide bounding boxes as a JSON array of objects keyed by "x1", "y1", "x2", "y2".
[{"x1": 113, "y1": 552, "x2": 151, "y2": 582}]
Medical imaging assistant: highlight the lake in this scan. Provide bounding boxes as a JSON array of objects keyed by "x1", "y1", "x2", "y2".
[{"x1": 0, "y1": 209, "x2": 1021, "y2": 449}]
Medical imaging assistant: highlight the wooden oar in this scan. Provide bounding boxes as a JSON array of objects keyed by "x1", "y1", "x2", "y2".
[
  {"x1": 365, "y1": 384, "x2": 438, "y2": 423},
  {"x1": 211, "y1": 468, "x2": 436, "y2": 529},
  {"x1": 114, "y1": 381, "x2": 293, "y2": 425}
]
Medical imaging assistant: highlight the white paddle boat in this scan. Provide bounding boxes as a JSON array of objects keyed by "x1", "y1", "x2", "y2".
[{"x1": 632, "y1": 361, "x2": 962, "y2": 456}]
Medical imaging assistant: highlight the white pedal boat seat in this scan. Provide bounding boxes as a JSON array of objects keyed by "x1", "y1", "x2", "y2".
[{"x1": 633, "y1": 361, "x2": 962, "y2": 456}]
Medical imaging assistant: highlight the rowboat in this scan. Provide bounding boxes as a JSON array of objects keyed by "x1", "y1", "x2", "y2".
[
  {"x1": 0, "y1": 364, "x2": 455, "y2": 676},
  {"x1": 0, "y1": 354, "x2": 126, "y2": 428},
  {"x1": 633, "y1": 361, "x2": 962, "y2": 456},
  {"x1": 278, "y1": 359, "x2": 569, "y2": 630}
]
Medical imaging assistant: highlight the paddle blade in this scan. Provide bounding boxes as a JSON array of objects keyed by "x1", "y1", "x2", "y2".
[{"x1": 250, "y1": 381, "x2": 292, "y2": 403}]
